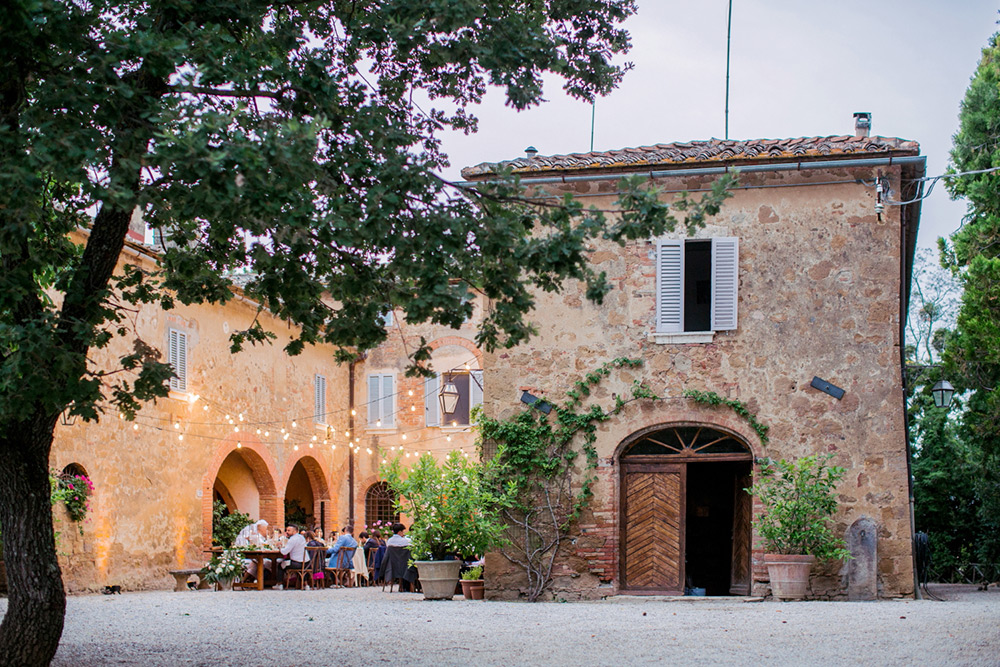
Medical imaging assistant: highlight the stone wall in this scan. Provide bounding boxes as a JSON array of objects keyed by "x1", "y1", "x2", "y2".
[{"x1": 483, "y1": 165, "x2": 914, "y2": 600}]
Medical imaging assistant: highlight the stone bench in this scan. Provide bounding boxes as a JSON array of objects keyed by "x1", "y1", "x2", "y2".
[{"x1": 169, "y1": 569, "x2": 208, "y2": 592}]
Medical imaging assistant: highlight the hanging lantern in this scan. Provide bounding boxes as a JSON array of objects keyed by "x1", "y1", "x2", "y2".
[
  {"x1": 439, "y1": 378, "x2": 460, "y2": 415},
  {"x1": 931, "y1": 380, "x2": 955, "y2": 409}
]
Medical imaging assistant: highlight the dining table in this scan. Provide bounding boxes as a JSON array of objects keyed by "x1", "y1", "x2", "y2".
[{"x1": 235, "y1": 549, "x2": 282, "y2": 591}]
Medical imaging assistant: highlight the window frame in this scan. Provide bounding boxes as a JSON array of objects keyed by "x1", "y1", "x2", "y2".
[
  {"x1": 655, "y1": 237, "x2": 739, "y2": 339},
  {"x1": 167, "y1": 328, "x2": 188, "y2": 393},
  {"x1": 366, "y1": 373, "x2": 395, "y2": 428}
]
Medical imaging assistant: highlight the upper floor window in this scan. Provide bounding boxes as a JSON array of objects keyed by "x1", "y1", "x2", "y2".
[
  {"x1": 314, "y1": 374, "x2": 327, "y2": 424},
  {"x1": 656, "y1": 238, "x2": 738, "y2": 334},
  {"x1": 167, "y1": 328, "x2": 188, "y2": 393},
  {"x1": 425, "y1": 370, "x2": 483, "y2": 427},
  {"x1": 367, "y1": 373, "x2": 395, "y2": 428}
]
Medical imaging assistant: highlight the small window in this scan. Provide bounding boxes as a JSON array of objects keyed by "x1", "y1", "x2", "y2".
[
  {"x1": 168, "y1": 329, "x2": 188, "y2": 392},
  {"x1": 656, "y1": 238, "x2": 738, "y2": 333},
  {"x1": 367, "y1": 374, "x2": 395, "y2": 427},
  {"x1": 365, "y1": 482, "x2": 399, "y2": 527},
  {"x1": 314, "y1": 374, "x2": 327, "y2": 424}
]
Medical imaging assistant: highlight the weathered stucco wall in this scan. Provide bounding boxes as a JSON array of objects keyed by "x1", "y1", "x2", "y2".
[
  {"x1": 49, "y1": 240, "x2": 483, "y2": 592},
  {"x1": 483, "y1": 165, "x2": 914, "y2": 600}
]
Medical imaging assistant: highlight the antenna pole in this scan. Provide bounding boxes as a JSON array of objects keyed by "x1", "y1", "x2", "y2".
[
  {"x1": 725, "y1": 0, "x2": 733, "y2": 140},
  {"x1": 590, "y1": 101, "x2": 595, "y2": 152}
]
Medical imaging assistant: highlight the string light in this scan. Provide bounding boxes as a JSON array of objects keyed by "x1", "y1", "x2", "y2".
[
  {"x1": 293, "y1": 444, "x2": 299, "y2": 451},
  {"x1": 256, "y1": 428, "x2": 261, "y2": 435},
  {"x1": 178, "y1": 434, "x2": 184, "y2": 441},
  {"x1": 410, "y1": 405, "x2": 415, "y2": 412},
  {"x1": 366, "y1": 448, "x2": 372, "y2": 455},
  {"x1": 351, "y1": 409, "x2": 356, "y2": 416},
  {"x1": 292, "y1": 420, "x2": 297, "y2": 428},
  {"x1": 237, "y1": 441, "x2": 242, "y2": 448},
  {"x1": 376, "y1": 419, "x2": 381, "y2": 427},
  {"x1": 133, "y1": 424, "x2": 139, "y2": 431},
  {"x1": 173, "y1": 422, "x2": 180, "y2": 429},
  {"x1": 283, "y1": 433, "x2": 290, "y2": 441},
  {"x1": 408, "y1": 390, "x2": 414, "y2": 397},
  {"x1": 234, "y1": 426, "x2": 240, "y2": 433},
  {"x1": 203, "y1": 405, "x2": 209, "y2": 411},
  {"x1": 264, "y1": 430, "x2": 270, "y2": 437},
  {"x1": 238, "y1": 413, "x2": 244, "y2": 421},
  {"x1": 401, "y1": 434, "x2": 407, "y2": 440}
]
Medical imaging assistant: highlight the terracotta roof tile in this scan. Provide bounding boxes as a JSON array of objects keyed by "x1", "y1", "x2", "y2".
[{"x1": 461, "y1": 135, "x2": 920, "y2": 179}]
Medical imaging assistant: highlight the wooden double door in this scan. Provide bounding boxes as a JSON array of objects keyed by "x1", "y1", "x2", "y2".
[{"x1": 620, "y1": 460, "x2": 751, "y2": 595}]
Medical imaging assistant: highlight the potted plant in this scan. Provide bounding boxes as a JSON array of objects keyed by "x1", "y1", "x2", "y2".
[
  {"x1": 748, "y1": 453, "x2": 851, "y2": 600},
  {"x1": 460, "y1": 565, "x2": 485, "y2": 600},
  {"x1": 201, "y1": 549, "x2": 245, "y2": 591},
  {"x1": 381, "y1": 451, "x2": 507, "y2": 600}
]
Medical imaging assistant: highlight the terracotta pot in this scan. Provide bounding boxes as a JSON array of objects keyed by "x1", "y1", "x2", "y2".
[
  {"x1": 414, "y1": 560, "x2": 463, "y2": 600},
  {"x1": 461, "y1": 579, "x2": 485, "y2": 600},
  {"x1": 764, "y1": 554, "x2": 815, "y2": 600}
]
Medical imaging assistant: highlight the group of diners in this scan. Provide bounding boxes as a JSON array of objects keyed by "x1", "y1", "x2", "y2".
[{"x1": 231, "y1": 519, "x2": 412, "y2": 588}]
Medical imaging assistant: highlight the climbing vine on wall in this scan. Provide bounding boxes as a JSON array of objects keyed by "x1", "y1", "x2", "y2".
[
  {"x1": 477, "y1": 358, "x2": 658, "y2": 601},
  {"x1": 682, "y1": 389, "x2": 770, "y2": 446}
]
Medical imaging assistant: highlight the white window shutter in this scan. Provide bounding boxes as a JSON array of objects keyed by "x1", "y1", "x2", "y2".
[
  {"x1": 381, "y1": 375, "x2": 395, "y2": 427},
  {"x1": 424, "y1": 373, "x2": 440, "y2": 427},
  {"x1": 656, "y1": 240, "x2": 684, "y2": 333},
  {"x1": 168, "y1": 329, "x2": 187, "y2": 392},
  {"x1": 314, "y1": 375, "x2": 327, "y2": 424},
  {"x1": 711, "y1": 237, "x2": 739, "y2": 331},
  {"x1": 470, "y1": 370, "x2": 484, "y2": 412},
  {"x1": 367, "y1": 375, "x2": 380, "y2": 425}
]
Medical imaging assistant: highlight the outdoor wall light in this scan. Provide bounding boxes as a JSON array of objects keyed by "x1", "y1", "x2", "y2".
[
  {"x1": 931, "y1": 380, "x2": 955, "y2": 409},
  {"x1": 439, "y1": 379, "x2": 460, "y2": 415}
]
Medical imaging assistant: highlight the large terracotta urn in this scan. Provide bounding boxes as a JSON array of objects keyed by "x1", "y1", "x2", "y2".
[
  {"x1": 415, "y1": 560, "x2": 463, "y2": 600},
  {"x1": 764, "y1": 554, "x2": 815, "y2": 600}
]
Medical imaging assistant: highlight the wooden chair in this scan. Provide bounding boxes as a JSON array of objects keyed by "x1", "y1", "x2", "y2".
[
  {"x1": 327, "y1": 546, "x2": 355, "y2": 588},
  {"x1": 283, "y1": 557, "x2": 312, "y2": 590},
  {"x1": 305, "y1": 546, "x2": 328, "y2": 589}
]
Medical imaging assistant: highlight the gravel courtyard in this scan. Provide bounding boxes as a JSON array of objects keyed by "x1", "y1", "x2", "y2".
[{"x1": 4, "y1": 585, "x2": 996, "y2": 666}]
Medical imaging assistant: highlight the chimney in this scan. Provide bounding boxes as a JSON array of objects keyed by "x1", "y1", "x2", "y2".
[
  {"x1": 524, "y1": 146, "x2": 538, "y2": 159},
  {"x1": 853, "y1": 112, "x2": 871, "y2": 138}
]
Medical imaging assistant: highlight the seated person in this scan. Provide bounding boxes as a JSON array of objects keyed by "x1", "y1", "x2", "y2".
[
  {"x1": 310, "y1": 527, "x2": 326, "y2": 546},
  {"x1": 326, "y1": 525, "x2": 358, "y2": 568},
  {"x1": 234, "y1": 519, "x2": 272, "y2": 580},
  {"x1": 305, "y1": 530, "x2": 324, "y2": 548},
  {"x1": 385, "y1": 522, "x2": 411, "y2": 547},
  {"x1": 278, "y1": 524, "x2": 307, "y2": 577}
]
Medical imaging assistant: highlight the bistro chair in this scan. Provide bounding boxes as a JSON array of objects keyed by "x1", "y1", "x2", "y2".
[
  {"x1": 283, "y1": 557, "x2": 312, "y2": 590},
  {"x1": 305, "y1": 546, "x2": 328, "y2": 589},
  {"x1": 381, "y1": 546, "x2": 418, "y2": 593},
  {"x1": 326, "y1": 546, "x2": 355, "y2": 588}
]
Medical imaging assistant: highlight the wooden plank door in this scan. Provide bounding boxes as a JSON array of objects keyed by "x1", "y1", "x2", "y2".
[
  {"x1": 621, "y1": 463, "x2": 685, "y2": 594},
  {"x1": 729, "y1": 473, "x2": 752, "y2": 595}
]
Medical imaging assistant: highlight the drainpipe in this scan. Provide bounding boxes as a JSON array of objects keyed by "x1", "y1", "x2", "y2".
[{"x1": 348, "y1": 360, "x2": 356, "y2": 526}]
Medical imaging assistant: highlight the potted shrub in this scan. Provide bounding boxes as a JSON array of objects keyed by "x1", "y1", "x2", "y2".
[
  {"x1": 381, "y1": 451, "x2": 507, "y2": 600},
  {"x1": 749, "y1": 453, "x2": 851, "y2": 600},
  {"x1": 460, "y1": 565, "x2": 485, "y2": 600}
]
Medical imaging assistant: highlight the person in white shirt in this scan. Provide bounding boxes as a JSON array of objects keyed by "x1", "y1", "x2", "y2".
[
  {"x1": 279, "y1": 524, "x2": 307, "y2": 575},
  {"x1": 385, "y1": 522, "x2": 411, "y2": 547},
  {"x1": 234, "y1": 519, "x2": 272, "y2": 580}
]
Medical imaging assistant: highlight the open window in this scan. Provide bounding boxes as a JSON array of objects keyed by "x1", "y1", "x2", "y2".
[{"x1": 656, "y1": 238, "x2": 739, "y2": 334}]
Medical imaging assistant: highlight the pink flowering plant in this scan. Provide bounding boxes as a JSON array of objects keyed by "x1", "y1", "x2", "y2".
[
  {"x1": 54, "y1": 473, "x2": 94, "y2": 523},
  {"x1": 366, "y1": 519, "x2": 394, "y2": 541}
]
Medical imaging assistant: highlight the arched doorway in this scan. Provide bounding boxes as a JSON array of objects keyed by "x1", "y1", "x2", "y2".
[
  {"x1": 202, "y1": 440, "x2": 279, "y2": 549},
  {"x1": 281, "y1": 455, "x2": 331, "y2": 533},
  {"x1": 618, "y1": 423, "x2": 753, "y2": 596}
]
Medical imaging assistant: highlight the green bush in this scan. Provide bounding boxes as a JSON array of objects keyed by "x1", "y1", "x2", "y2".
[
  {"x1": 749, "y1": 454, "x2": 851, "y2": 561},
  {"x1": 211, "y1": 501, "x2": 252, "y2": 548}
]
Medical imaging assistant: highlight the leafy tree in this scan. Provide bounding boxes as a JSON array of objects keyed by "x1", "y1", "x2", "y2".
[
  {"x1": 941, "y1": 30, "x2": 1000, "y2": 570},
  {"x1": 211, "y1": 501, "x2": 252, "y2": 549},
  {"x1": 0, "y1": 1, "x2": 732, "y2": 662}
]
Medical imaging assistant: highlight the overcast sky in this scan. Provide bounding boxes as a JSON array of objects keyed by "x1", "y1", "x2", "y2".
[{"x1": 437, "y1": 0, "x2": 999, "y2": 250}]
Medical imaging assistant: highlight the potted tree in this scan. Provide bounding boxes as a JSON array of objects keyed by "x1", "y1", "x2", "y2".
[
  {"x1": 749, "y1": 454, "x2": 851, "y2": 600},
  {"x1": 381, "y1": 451, "x2": 507, "y2": 600}
]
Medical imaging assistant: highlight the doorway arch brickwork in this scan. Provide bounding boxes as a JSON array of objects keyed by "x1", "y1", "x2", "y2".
[{"x1": 201, "y1": 435, "x2": 279, "y2": 549}]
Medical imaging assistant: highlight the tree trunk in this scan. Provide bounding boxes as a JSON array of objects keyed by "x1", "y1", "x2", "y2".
[{"x1": 0, "y1": 414, "x2": 66, "y2": 666}]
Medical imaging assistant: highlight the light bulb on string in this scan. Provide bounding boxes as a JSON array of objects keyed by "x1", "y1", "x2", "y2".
[
  {"x1": 407, "y1": 389, "x2": 413, "y2": 397},
  {"x1": 256, "y1": 428, "x2": 261, "y2": 435},
  {"x1": 283, "y1": 433, "x2": 290, "y2": 441},
  {"x1": 376, "y1": 419, "x2": 381, "y2": 427},
  {"x1": 345, "y1": 430, "x2": 350, "y2": 437},
  {"x1": 366, "y1": 448, "x2": 372, "y2": 455},
  {"x1": 311, "y1": 435, "x2": 317, "y2": 441},
  {"x1": 203, "y1": 405, "x2": 209, "y2": 412},
  {"x1": 331, "y1": 444, "x2": 337, "y2": 451},
  {"x1": 446, "y1": 436, "x2": 451, "y2": 442},
  {"x1": 280, "y1": 427, "x2": 285, "y2": 433},
  {"x1": 174, "y1": 422, "x2": 180, "y2": 429},
  {"x1": 234, "y1": 426, "x2": 240, "y2": 433},
  {"x1": 118, "y1": 413, "x2": 123, "y2": 420},
  {"x1": 133, "y1": 424, "x2": 139, "y2": 431},
  {"x1": 410, "y1": 405, "x2": 415, "y2": 412},
  {"x1": 293, "y1": 444, "x2": 299, "y2": 451},
  {"x1": 292, "y1": 421, "x2": 297, "y2": 428},
  {"x1": 264, "y1": 430, "x2": 270, "y2": 437},
  {"x1": 178, "y1": 434, "x2": 184, "y2": 441},
  {"x1": 237, "y1": 441, "x2": 242, "y2": 449},
  {"x1": 238, "y1": 413, "x2": 244, "y2": 421},
  {"x1": 351, "y1": 409, "x2": 356, "y2": 416}
]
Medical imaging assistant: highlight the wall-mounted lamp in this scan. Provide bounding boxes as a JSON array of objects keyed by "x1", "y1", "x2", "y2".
[
  {"x1": 931, "y1": 380, "x2": 955, "y2": 409},
  {"x1": 439, "y1": 379, "x2": 460, "y2": 416},
  {"x1": 60, "y1": 406, "x2": 77, "y2": 426}
]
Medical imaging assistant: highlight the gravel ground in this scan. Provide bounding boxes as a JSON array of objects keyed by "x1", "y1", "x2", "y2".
[{"x1": 3, "y1": 584, "x2": 997, "y2": 666}]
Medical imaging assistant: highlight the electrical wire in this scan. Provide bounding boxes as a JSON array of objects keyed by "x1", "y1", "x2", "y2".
[{"x1": 888, "y1": 164, "x2": 1000, "y2": 206}]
